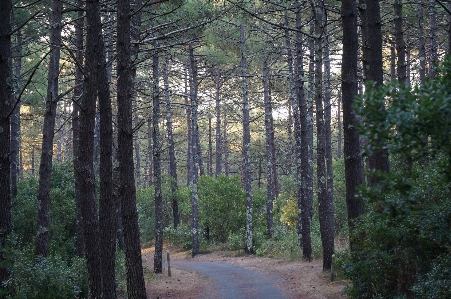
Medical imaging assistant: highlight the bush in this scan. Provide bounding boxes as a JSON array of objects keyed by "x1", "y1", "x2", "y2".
[
  {"x1": 342, "y1": 58, "x2": 451, "y2": 298},
  {"x1": 2, "y1": 243, "x2": 87, "y2": 299},
  {"x1": 12, "y1": 162, "x2": 77, "y2": 258}
]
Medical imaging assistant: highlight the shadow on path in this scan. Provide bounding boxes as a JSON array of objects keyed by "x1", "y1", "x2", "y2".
[{"x1": 174, "y1": 261, "x2": 289, "y2": 299}]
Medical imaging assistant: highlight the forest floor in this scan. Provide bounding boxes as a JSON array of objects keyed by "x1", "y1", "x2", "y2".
[{"x1": 141, "y1": 245, "x2": 349, "y2": 299}]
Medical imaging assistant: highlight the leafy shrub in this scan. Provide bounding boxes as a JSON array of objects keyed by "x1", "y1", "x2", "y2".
[
  {"x1": 2, "y1": 244, "x2": 87, "y2": 299},
  {"x1": 342, "y1": 58, "x2": 451, "y2": 298},
  {"x1": 198, "y1": 175, "x2": 246, "y2": 243},
  {"x1": 13, "y1": 162, "x2": 77, "y2": 258}
]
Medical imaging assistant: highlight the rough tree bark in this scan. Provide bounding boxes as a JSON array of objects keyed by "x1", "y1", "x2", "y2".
[
  {"x1": 77, "y1": 0, "x2": 103, "y2": 296},
  {"x1": 341, "y1": 0, "x2": 366, "y2": 251},
  {"x1": 163, "y1": 60, "x2": 180, "y2": 229},
  {"x1": 240, "y1": 24, "x2": 254, "y2": 255},
  {"x1": 72, "y1": 0, "x2": 84, "y2": 258},
  {"x1": 284, "y1": 11, "x2": 303, "y2": 251},
  {"x1": 297, "y1": 0, "x2": 313, "y2": 261},
  {"x1": 394, "y1": 0, "x2": 407, "y2": 84},
  {"x1": 152, "y1": 39, "x2": 163, "y2": 274},
  {"x1": 319, "y1": 7, "x2": 335, "y2": 270},
  {"x1": 214, "y1": 71, "x2": 222, "y2": 176},
  {"x1": 365, "y1": 0, "x2": 390, "y2": 185},
  {"x1": 35, "y1": 0, "x2": 63, "y2": 258},
  {"x1": 117, "y1": 0, "x2": 147, "y2": 296},
  {"x1": 11, "y1": 30, "x2": 22, "y2": 199},
  {"x1": 0, "y1": 0, "x2": 12, "y2": 291},
  {"x1": 263, "y1": 59, "x2": 275, "y2": 238},
  {"x1": 97, "y1": 4, "x2": 116, "y2": 298},
  {"x1": 189, "y1": 44, "x2": 200, "y2": 257}
]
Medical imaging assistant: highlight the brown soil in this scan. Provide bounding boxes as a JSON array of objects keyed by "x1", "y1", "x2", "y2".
[{"x1": 142, "y1": 246, "x2": 349, "y2": 299}]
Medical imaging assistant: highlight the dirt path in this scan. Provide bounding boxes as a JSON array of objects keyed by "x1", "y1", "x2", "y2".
[
  {"x1": 143, "y1": 248, "x2": 348, "y2": 299},
  {"x1": 174, "y1": 261, "x2": 289, "y2": 299}
]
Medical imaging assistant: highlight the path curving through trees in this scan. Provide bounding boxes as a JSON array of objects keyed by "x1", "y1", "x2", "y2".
[{"x1": 174, "y1": 261, "x2": 289, "y2": 299}]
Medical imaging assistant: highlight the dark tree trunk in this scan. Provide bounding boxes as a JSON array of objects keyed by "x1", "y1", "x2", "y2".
[
  {"x1": 358, "y1": 0, "x2": 368, "y2": 81},
  {"x1": 146, "y1": 117, "x2": 153, "y2": 186},
  {"x1": 240, "y1": 24, "x2": 254, "y2": 255},
  {"x1": 337, "y1": 92, "x2": 342, "y2": 159},
  {"x1": 223, "y1": 115, "x2": 229, "y2": 176},
  {"x1": 78, "y1": 0, "x2": 103, "y2": 296},
  {"x1": 298, "y1": 1, "x2": 313, "y2": 261},
  {"x1": 152, "y1": 39, "x2": 163, "y2": 274},
  {"x1": 72, "y1": 0, "x2": 84, "y2": 258},
  {"x1": 365, "y1": 0, "x2": 390, "y2": 186},
  {"x1": 189, "y1": 44, "x2": 200, "y2": 257},
  {"x1": 197, "y1": 123, "x2": 204, "y2": 177},
  {"x1": 319, "y1": 10, "x2": 335, "y2": 271},
  {"x1": 394, "y1": 0, "x2": 407, "y2": 84},
  {"x1": 0, "y1": 0, "x2": 12, "y2": 291},
  {"x1": 341, "y1": 0, "x2": 366, "y2": 251},
  {"x1": 390, "y1": 45, "x2": 396, "y2": 80},
  {"x1": 35, "y1": 0, "x2": 63, "y2": 258},
  {"x1": 163, "y1": 60, "x2": 180, "y2": 229},
  {"x1": 97, "y1": 5, "x2": 116, "y2": 298},
  {"x1": 185, "y1": 69, "x2": 192, "y2": 185},
  {"x1": 214, "y1": 72, "x2": 222, "y2": 176},
  {"x1": 208, "y1": 115, "x2": 213, "y2": 176},
  {"x1": 263, "y1": 59, "x2": 275, "y2": 238},
  {"x1": 285, "y1": 9, "x2": 303, "y2": 247},
  {"x1": 11, "y1": 30, "x2": 22, "y2": 199},
  {"x1": 287, "y1": 102, "x2": 293, "y2": 175},
  {"x1": 133, "y1": 104, "x2": 141, "y2": 187},
  {"x1": 131, "y1": 0, "x2": 143, "y2": 188},
  {"x1": 418, "y1": 2, "x2": 426, "y2": 84},
  {"x1": 117, "y1": 0, "x2": 147, "y2": 296},
  {"x1": 428, "y1": 0, "x2": 437, "y2": 79}
]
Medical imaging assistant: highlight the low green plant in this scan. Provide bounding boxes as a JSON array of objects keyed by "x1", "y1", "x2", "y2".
[{"x1": 2, "y1": 244, "x2": 87, "y2": 299}]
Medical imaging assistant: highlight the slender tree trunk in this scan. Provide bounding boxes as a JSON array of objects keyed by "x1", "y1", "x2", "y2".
[
  {"x1": 240, "y1": 24, "x2": 254, "y2": 255},
  {"x1": 185, "y1": 69, "x2": 192, "y2": 185},
  {"x1": 131, "y1": 0, "x2": 143, "y2": 189},
  {"x1": 164, "y1": 60, "x2": 180, "y2": 229},
  {"x1": 263, "y1": 59, "x2": 275, "y2": 238},
  {"x1": 189, "y1": 44, "x2": 200, "y2": 257},
  {"x1": 197, "y1": 124, "x2": 204, "y2": 177},
  {"x1": 358, "y1": 0, "x2": 369, "y2": 81},
  {"x1": 428, "y1": 0, "x2": 437, "y2": 79},
  {"x1": 268, "y1": 83, "x2": 278, "y2": 198},
  {"x1": 418, "y1": 1, "x2": 426, "y2": 84},
  {"x1": 320, "y1": 11, "x2": 335, "y2": 270},
  {"x1": 285, "y1": 10, "x2": 303, "y2": 247},
  {"x1": 341, "y1": 0, "x2": 366, "y2": 251},
  {"x1": 208, "y1": 115, "x2": 213, "y2": 176},
  {"x1": 287, "y1": 101, "x2": 293, "y2": 175},
  {"x1": 73, "y1": 1, "x2": 84, "y2": 258},
  {"x1": 223, "y1": 115, "x2": 229, "y2": 176},
  {"x1": 117, "y1": 0, "x2": 147, "y2": 296},
  {"x1": 337, "y1": 91, "x2": 342, "y2": 159},
  {"x1": 299, "y1": 1, "x2": 313, "y2": 260},
  {"x1": 313, "y1": 3, "x2": 329, "y2": 269},
  {"x1": 390, "y1": 45, "x2": 396, "y2": 80},
  {"x1": 0, "y1": 0, "x2": 13, "y2": 291},
  {"x1": 146, "y1": 118, "x2": 153, "y2": 186},
  {"x1": 152, "y1": 39, "x2": 164, "y2": 274},
  {"x1": 35, "y1": 0, "x2": 63, "y2": 258},
  {"x1": 133, "y1": 104, "x2": 141, "y2": 187},
  {"x1": 214, "y1": 72, "x2": 222, "y2": 176},
  {"x1": 394, "y1": 0, "x2": 407, "y2": 84},
  {"x1": 11, "y1": 30, "x2": 22, "y2": 199}
]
